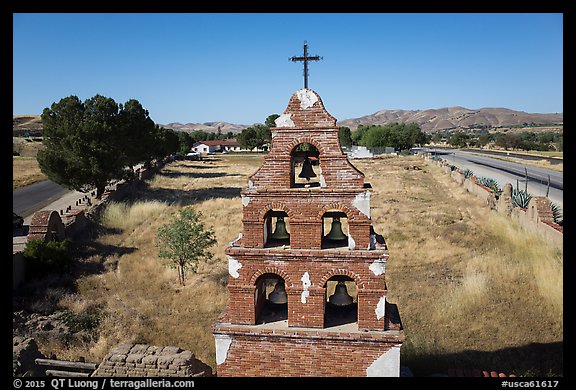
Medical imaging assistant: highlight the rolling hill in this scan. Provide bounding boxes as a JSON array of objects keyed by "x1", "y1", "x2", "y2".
[
  {"x1": 13, "y1": 106, "x2": 563, "y2": 137},
  {"x1": 337, "y1": 107, "x2": 563, "y2": 132}
]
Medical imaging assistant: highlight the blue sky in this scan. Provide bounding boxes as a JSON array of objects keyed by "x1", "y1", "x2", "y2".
[{"x1": 13, "y1": 13, "x2": 563, "y2": 126}]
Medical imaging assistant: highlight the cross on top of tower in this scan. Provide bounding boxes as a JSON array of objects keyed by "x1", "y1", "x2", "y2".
[{"x1": 290, "y1": 41, "x2": 322, "y2": 89}]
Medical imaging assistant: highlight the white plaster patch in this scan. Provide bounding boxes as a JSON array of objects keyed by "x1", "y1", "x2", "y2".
[
  {"x1": 275, "y1": 113, "x2": 295, "y2": 127},
  {"x1": 348, "y1": 234, "x2": 356, "y2": 250},
  {"x1": 271, "y1": 131, "x2": 278, "y2": 138},
  {"x1": 229, "y1": 232, "x2": 242, "y2": 246},
  {"x1": 319, "y1": 174, "x2": 327, "y2": 188},
  {"x1": 366, "y1": 346, "x2": 401, "y2": 377},
  {"x1": 353, "y1": 191, "x2": 371, "y2": 218},
  {"x1": 300, "y1": 272, "x2": 311, "y2": 303},
  {"x1": 248, "y1": 180, "x2": 255, "y2": 189},
  {"x1": 295, "y1": 88, "x2": 318, "y2": 109},
  {"x1": 227, "y1": 256, "x2": 242, "y2": 278},
  {"x1": 375, "y1": 296, "x2": 386, "y2": 320},
  {"x1": 214, "y1": 334, "x2": 233, "y2": 365},
  {"x1": 241, "y1": 194, "x2": 251, "y2": 207},
  {"x1": 369, "y1": 259, "x2": 386, "y2": 276}
]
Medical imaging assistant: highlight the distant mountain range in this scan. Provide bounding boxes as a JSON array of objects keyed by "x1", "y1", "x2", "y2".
[
  {"x1": 13, "y1": 106, "x2": 563, "y2": 136},
  {"x1": 161, "y1": 121, "x2": 248, "y2": 134},
  {"x1": 337, "y1": 107, "x2": 563, "y2": 132}
]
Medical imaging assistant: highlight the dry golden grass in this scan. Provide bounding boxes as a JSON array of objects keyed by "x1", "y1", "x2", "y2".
[
  {"x1": 13, "y1": 137, "x2": 47, "y2": 188},
  {"x1": 13, "y1": 156, "x2": 48, "y2": 189},
  {"x1": 355, "y1": 156, "x2": 562, "y2": 375},
  {"x1": 40, "y1": 153, "x2": 561, "y2": 376},
  {"x1": 47, "y1": 155, "x2": 262, "y2": 369}
]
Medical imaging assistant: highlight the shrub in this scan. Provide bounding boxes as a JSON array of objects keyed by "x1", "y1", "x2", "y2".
[
  {"x1": 461, "y1": 168, "x2": 474, "y2": 179},
  {"x1": 23, "y1": 239, "x2": 72, "y2": 274},
  {"x1": 60, "y1": 307, "x2": 102, "y2": 334},
  {"x1": 550, "y1": 203, "x2": 563, "y2": 226},
  {"x1": 512, "y1": 189, "x2": 532, "y2": 209},
  {"x1": 477, "y1": 176, "x2": 503, "y2": 198}
]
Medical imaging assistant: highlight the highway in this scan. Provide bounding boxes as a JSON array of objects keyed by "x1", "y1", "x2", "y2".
[
  {"x1": 13, "y1": 180, "x2": 70, "y2": 217},
  {"x1": 428, "y1": 148, "x2": 563, "y2": 209}
]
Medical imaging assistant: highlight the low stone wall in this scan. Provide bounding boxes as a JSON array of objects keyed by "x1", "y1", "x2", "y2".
[
  {"x1": 91, "y1": 344, "x2": 212, "y2": 377},
  {"x1": 511, "y1": 200, "x2": 563, "y2": 251},
  {"x1": 423, "y1": 155, "x2": 562, "y2": 251}
]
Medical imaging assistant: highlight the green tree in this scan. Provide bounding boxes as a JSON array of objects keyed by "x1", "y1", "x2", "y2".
[
  {"x1": 448, "y1": 131, "x2": 470, "y2": 148},
  {"x1": 38, "y1": 95, "x2": 127, "y2": 198},
  {"x1": 236, "y1": 123, "x2": 271, "y2": 151},
  {"x1": 118, "y1": 99, "x2": 156, "y2": 173},
  {"x1": 178, "y1": 131, "x2": 194, "y2": 155},
  {"x1": 339, "y1": 126, "x2": 352, "y2": 148},
  {"x1": 150, "y1": 126, "x2": 180, "y2": 161},
  {"x1": 352, "y1": 125, "x2": 370, "y2": 145},
  {"x1": 359, "y1": 123, "x2": 428, "y2": 150},
  {"x1": 156, "y1": 207, "x2": 217, "y2": 286},
  {"x1": 38, "y1": 95, "x2": 165, "y2": 198},
  {"x1": 265, "y1": 114, "x2": 280, "y2": 128}
]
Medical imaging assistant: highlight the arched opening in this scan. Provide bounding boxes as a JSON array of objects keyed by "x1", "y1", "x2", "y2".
[
  {"x1": 264, "y1": 210, "x2": 290, "y2": 248},
  {"x1": 321, "y1": 211, "x2": 350, "y2": 249},
  {"x1": 254, "y1": 273, "x2": 288, "y2": 325},
  {"x1": 290, "y1": 143, "x2": 321, "y2": 188},
  {"x1": 323, "y1": 275, "x2": 358, "y2": 328}
]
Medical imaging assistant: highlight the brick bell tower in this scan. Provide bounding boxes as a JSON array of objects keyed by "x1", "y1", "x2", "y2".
[{"x1": 212, "y1": 86, "x2": 405, "y2": 376}]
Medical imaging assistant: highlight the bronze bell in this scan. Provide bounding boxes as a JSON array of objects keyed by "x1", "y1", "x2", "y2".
[
  {"x1": 326, "y1": 217, "x2": 347, "y2": 241},
  {"x1": 298, "y1": 157, "x2": 317, "y2": 179},
  {"x1": 268, "y1": 280, "x2": 288, "y2": 304},
  {"x1": 329, "y1": 281, "x2": 353, "y2": 306},
  {"x1": 271, "y1": 217, "x2": 290, "y2": 240}
]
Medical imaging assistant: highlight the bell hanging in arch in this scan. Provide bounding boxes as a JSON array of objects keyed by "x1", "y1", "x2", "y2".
[
  {"x1": 271, "y1": 216, "x2": 290, "y2": 240},
  {"x1": 326, "y1": 217, "x2": 347, "y2": 241},
  {"x1": 329, "y1": 281, "x2": 353, "y2": 306},
  {"x1": 268, "y1": 280, "x2": 288, "y2": 304},
  {"x1": 298, "y1": 157, "x2": 317, "y2": 180}
]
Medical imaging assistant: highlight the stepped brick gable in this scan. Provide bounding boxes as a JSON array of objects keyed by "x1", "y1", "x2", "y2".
[{"x1": 213, "y1": 88, "x2": 404, "y2": 377}]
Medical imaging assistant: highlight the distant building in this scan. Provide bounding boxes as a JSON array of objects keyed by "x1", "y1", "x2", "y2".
[
  {"x1": 191, "y1": 140, "x2": 242, "y2": 154},
  {"x1": 191, "y1": 140, "x2": 267, "y2": 154}
]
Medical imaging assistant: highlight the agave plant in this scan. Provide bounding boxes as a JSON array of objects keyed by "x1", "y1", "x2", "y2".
[
  {"x1": 512, "y1": 189, "x2": 532, "y2": 209},
  {"x1": 550, "y1": 202, "x2": 563, "y2": 226},
  {"x1": 477, "y1": 176, "x2": 503, "y2": 198},
  {"x1": 461, "y1": 168, "x2": 474, "y2": 179}
]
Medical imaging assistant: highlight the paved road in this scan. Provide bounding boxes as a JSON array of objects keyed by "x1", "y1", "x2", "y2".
[
  {"x1": 13, "y1": 180, "x2": 71, "y2": 217},
  {"x1": 429, "y1": 148, "x2": 563, "y2": 209},
  {"x1": 460, "y1": 148, "x2": 562, "y2": 165},
  {"x1": 430, "y1": 149, "x2": 563, "y2": 190}
]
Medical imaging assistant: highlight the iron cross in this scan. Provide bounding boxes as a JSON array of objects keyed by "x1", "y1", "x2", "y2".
[{"x1": 290, "y1": 41, "x2": 322, "y2": 89}]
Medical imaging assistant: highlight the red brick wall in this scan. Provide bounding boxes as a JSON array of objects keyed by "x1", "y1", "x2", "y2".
[
  {"x1": 214, "y1": 328, "x2": 402, "y2": 377},
  {"x1": 224, "y1": 248, "x2": 388, "y2": 330},
  {"x1": 249, "y1": 131, "x2": 365, "y2": 189},
  {"x1": 239, "y1": 190, "x2": 372, "y2": 249},
  {"x1": 275, "y1": 89, "x2": 337, "y2": 129}
]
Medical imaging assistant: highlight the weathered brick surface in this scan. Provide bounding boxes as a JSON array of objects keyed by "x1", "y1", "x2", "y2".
[
  {"x1": 91, "y1": 344, "x2": 211, "y2": 377},
  {"x1": 213, "y1": 324, "x2": 403, "y2": 377},
  {"x1": 215, "y1": 88, "x2": 403, "y2": 377}
]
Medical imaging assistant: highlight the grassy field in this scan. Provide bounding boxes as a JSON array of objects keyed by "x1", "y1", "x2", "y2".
[
  {"x1": 13, "y1": 137, "x2": 47, "y2": 189},
  {"x1": 13, "y1": 157, "x2": 47, "y2": 189},
  {"x1": 20, "y1": 154, "x2": 562, "y2": 376}
]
